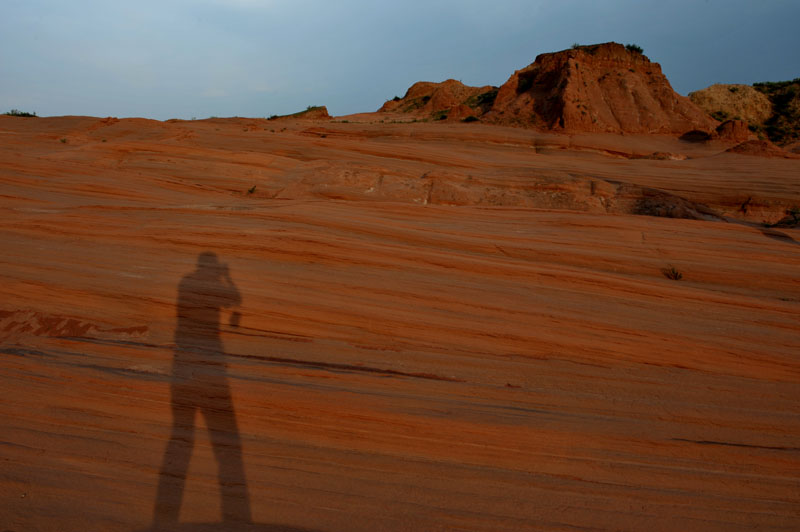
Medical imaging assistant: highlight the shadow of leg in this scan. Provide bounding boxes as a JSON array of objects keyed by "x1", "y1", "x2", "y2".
[
  {"x1": 203, "y1": 380, "x2": 252, "y2": 523},
  {"x1": 154, "y1": 388, "x2": 197, "y2": 523}
]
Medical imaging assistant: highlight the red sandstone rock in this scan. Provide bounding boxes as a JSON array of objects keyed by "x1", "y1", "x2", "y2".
[
  {"x1": 379, "y1": 79, "x2": 496, "y2": 119},
  {"x1": 715, "y1": 119, "x2": 754, "y2": 142},
  {"x1": 382, "y1": 43, "x2": 717, "y2": 136},
  {"x1": 485, "y1": 42, "x2": 718, "y2": 134}
]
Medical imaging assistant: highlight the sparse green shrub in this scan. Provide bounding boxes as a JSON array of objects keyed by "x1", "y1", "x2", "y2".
[
  {"x1": 462, "y1": 115, "x2": 479, "y2": 123},
  {"x1": 476, "y1": 88, "x2": 498, "y2": 105},
  {"x1": 392, "y1": 96, "x2": 401, "y2": 102},
  {"x1": 661, "y1": 266, "x2": 683, "y2": 281},
  {"x1": 401, "y1": 95, "x2": 431, "y2": 112},
  {"x1": 753, "y1": 78, "x2": 800, "y2": 93},
  {"x1": 465, "y1": 88, "x2": 499, "y2": 112},
  {"x1": 625, "y1": 43, "x2": 643, "y2": 54},
  {"x1": 753, "y1": 78, "x2": 800, "y2": 145},
  {"x1": 4, "y1": 109, "x2": 37, "y2": 117},
  {"x1": 728, "y1": 86, "x2": 739, "y2": 93},
  {"x1": 431, "y1": 110, "x2": 449, "y2": 121},
  {"x1": 247, "y1": 185, "x2": 256, "y2": 194},
  {"x1": 59, "y1": 138, "x2": 67, "y2": 143},
  {"x1": 710, "y1": 110, "x2": 730, "y2": 122},
  {"x1": 747, "y1": 123, "x2": 764, "y2": 134},
  {"x1": 572, "y1": 42, "x2": 581, "y2": 50}
]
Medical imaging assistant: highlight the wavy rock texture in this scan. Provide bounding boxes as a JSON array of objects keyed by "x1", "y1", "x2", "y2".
[{"x1": 1, "y1": 115, "x2": 799, "y2": 531}]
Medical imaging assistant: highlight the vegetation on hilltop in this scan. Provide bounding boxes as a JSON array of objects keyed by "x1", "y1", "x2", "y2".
[
  {"x1": 625, "y1": 43, "x2": 643, "y2": 54},
  {"x1": 4, "y1": 109, "x2": 37, "y2": 117},
  {"x1": 753, "y1": 78, "x2": 800, "y2": 145},
  {"x1": 464, "y1": 88, "x2": 498, "y2": 114}
]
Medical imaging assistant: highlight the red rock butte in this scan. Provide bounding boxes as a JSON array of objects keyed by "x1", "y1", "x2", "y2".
[
  {"x1": 384, "y1": 42, "x2": 720, "y2": 135},
  {"x1": 0, "y1": 43, "x2": 799, "y2": 532}
]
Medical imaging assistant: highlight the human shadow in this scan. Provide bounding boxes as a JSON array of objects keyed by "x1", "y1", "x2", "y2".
[
  {"x1": 153, "y1": 252, "x2": 250, "y2": 526},
  {"x1": 145, "y1": 523, "x2": 321, "y2": 532}
]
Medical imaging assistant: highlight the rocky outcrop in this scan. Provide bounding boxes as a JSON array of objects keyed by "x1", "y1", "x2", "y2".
[
  {"x1": 379, "y1": 79, "x2": 496, "y2": 121},
  {"x1": 484, "y1": 42, "x2": 717, "y2": 134},
  {"x1": 382, "y1": 43, "x2": 717, "y2": 135},
  {"x1": 270, "y1": 105, "x2": 331, "y2": 121},
  {"x1": 715, "y1": 119, "x2": 754, "y2": 142}
]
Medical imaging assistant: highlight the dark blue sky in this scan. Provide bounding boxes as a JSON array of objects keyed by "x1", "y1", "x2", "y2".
[{"x1": 2, "y1": 0, "x2": 798, "y2": 119}]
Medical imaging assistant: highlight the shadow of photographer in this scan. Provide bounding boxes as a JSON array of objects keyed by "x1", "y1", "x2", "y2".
[{"x1": 153, "y1": 252, "x2": 250, "y2": 525}]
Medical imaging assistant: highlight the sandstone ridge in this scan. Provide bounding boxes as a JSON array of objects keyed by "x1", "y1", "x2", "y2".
[{"x1": 380, "y1": 42, "x2": 717, "y2": 135}]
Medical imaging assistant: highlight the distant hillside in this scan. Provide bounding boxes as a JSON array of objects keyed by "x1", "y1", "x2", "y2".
[
  {"x1": 688, "y1": 84, "x2": 772, "y2": 126},
  {"x1": 380, "y1": 42, "x2": 717, "y2": 135},
  {"x1": 690, "y1": 79, "x2": 800, "y2": 146},
  {"x1": 269, "y1": 105, "x2": 331, "y2": 121}
]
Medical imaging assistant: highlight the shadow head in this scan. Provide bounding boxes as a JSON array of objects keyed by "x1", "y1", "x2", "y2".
[{"x1": 197, "y1": 252, "x2": 227, "y2": 278}]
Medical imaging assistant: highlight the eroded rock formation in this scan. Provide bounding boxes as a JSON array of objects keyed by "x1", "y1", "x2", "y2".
[{"x1": 381, "y1": 42, "x2": 717, "y2": 135}]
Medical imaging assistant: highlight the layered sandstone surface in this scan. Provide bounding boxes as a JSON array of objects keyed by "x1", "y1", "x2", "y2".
[{"x1": 1, "y1": 115, "x2": 799, "y2": 531}]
